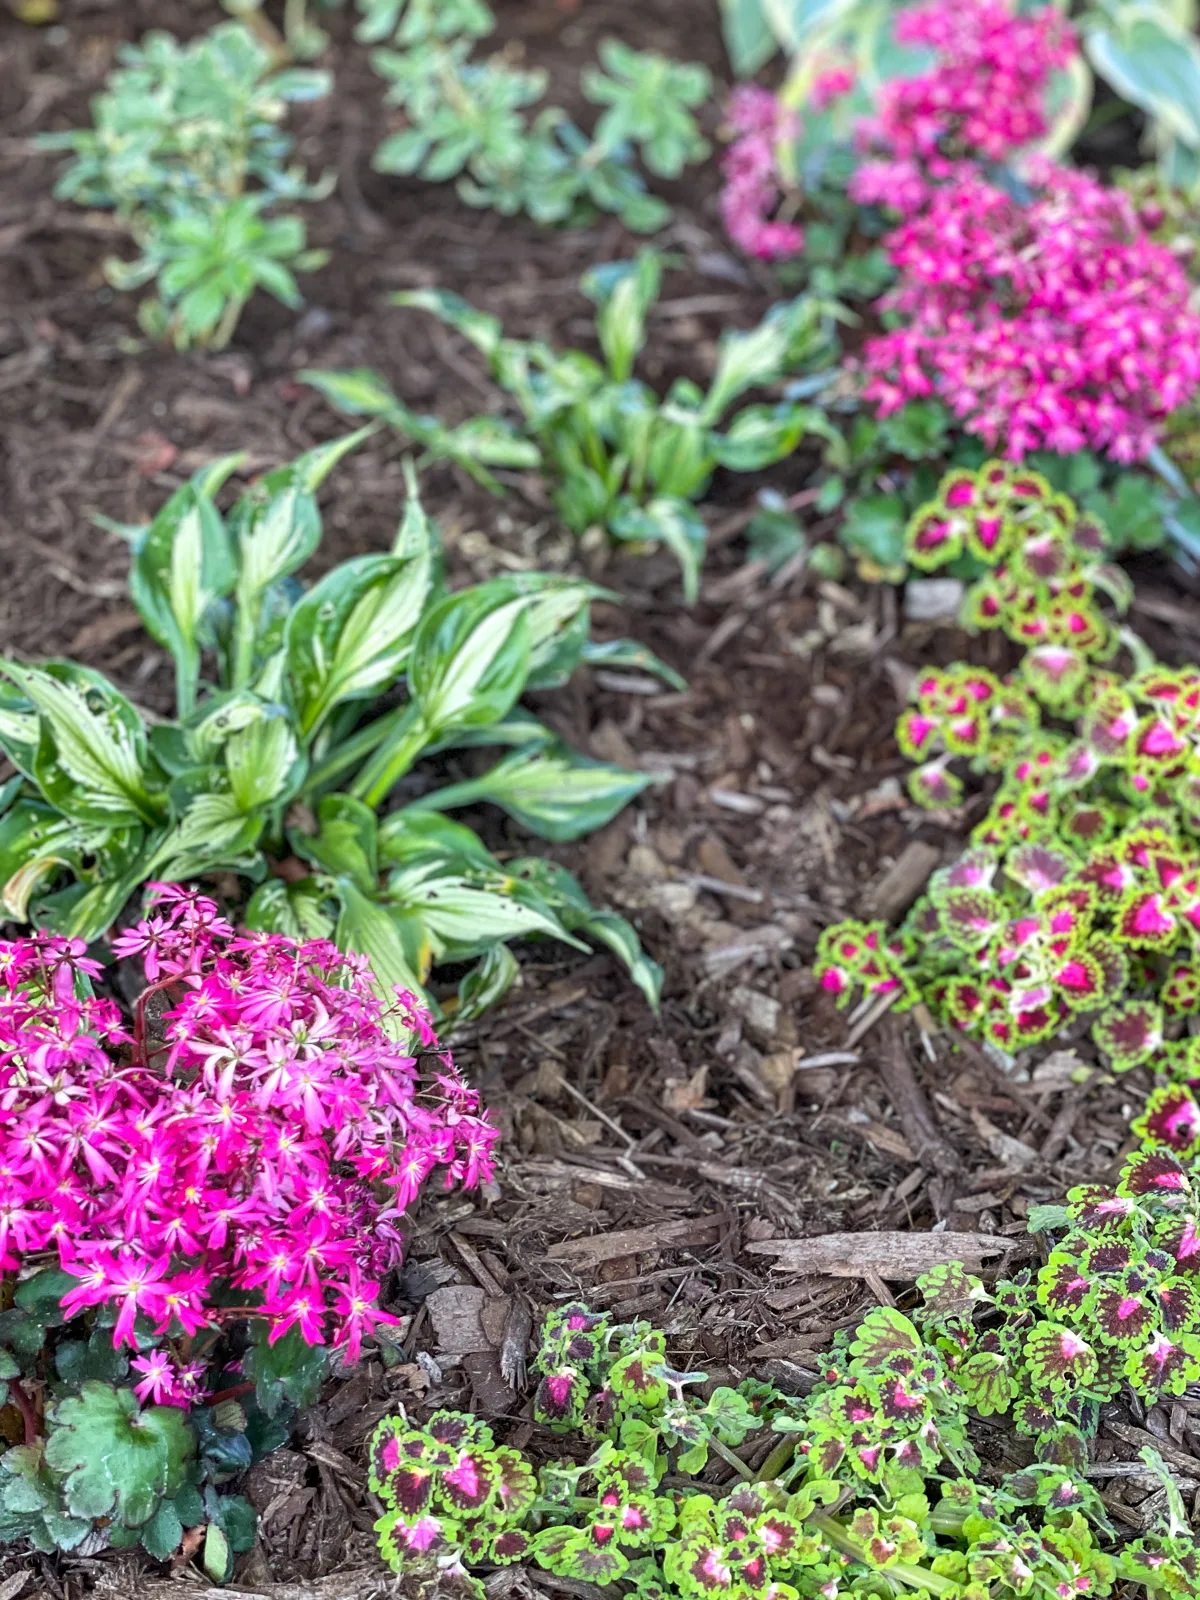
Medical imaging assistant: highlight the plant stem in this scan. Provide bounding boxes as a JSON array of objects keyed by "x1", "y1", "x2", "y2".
[
  {"x1": 705, "y1": 1435, "x2": 755, "y2": 1481},
  {"x1": 11, "y1": 1380, "x2": 38, "y2": 1446},
  {"x1": 352, "y1": 719, "x2": 432, "y2": 809},
  {"x1": 756, "y1": 1436, "x2": 796, "y2": 1483},
  {"x1": 304, "y1": 708, "x2": 407, "y2": 796},
  {"x1": 808, "y1": 1515, "x2": 958, "y2": 1597}
]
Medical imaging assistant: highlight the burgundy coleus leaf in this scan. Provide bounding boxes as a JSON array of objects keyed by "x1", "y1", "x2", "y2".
[
  {"x1": 1037, "y1": 1259, "x2": 1092, "y2": 1315},
  {"x1": 490, "y1": 1528, "x2": 532, "y2": 1564},
  {"x1": 725, "y1": 1487, "x2": 767, "y2": 1519},
  {"x1": 570, "y1": 1537, "x2": 630, "y2": 1584},
  {"x1": 461, "y1": 1526, "x2": 492, "y2": 1564},
  {"x1": 1085, "y1": 1241, "x2": 1136, "y2": 1276},
  {"x1": 1077, "y1": 850, "x2": 1136, "y2": 903},
  {"x1": 1158, "y1": 1213, "x2": 1200, "y2": 1275},
  {"x1": 940, "y1": 470, "x2": 979, "y2": 511},
  {"x1": 1092, "y1": 1000, "x2": 1164, "y2": 1071},
  {"x1": 1088, "y1": 938, "x2": 1130, "y2": 1003},
  {"x1": 378, "y1": 1510, "x2": 452, "y2": 1556},
  {"x1": 755, "y1": 1512, "x2": 803, "y2": 1561},
  {"x1": 426, "y1": 1412, "x2": 484, "y2": 1450},
  {"x1": 907, "y1": 508, "x2": 963, "y2": 569},
  {"x1": 492, "y1": 1448, "x2": 537, "y2": 1518},
  {"x1": 1051, "y1": 951, "x2": 1104, "y2": 1011},
  {"x1": 1123, "y1": 1330, "x2": 1200, "y2": 1397},
  {"x1": 1155, "y1": 1277, "x2": 1200, "y2": 1335},
  {"x1": 1056, "y1": 740, "x2": 1101, "y2": 789},
  {"x1": 1091, "y1": 1278, "x2": 1156, "y2": 1345},
  {"x1": 909, "y1": 761, "x2": 963, "y2": 809},
  {"x1": 939, "y1": 847, "x2": 998, "y2": 892},
  {"x1": 367, "y1": 1419, "x2": 430, "y2": 1498},
  {"x1": 1023, "y1": 1324, "x2": 1099, "y2": 1392},
  {"x1": 1066, "y1": 1183, "x2": 1137, "y2": 1231},
  {"x1": 944, "y1": 977, "x2": 986, "y2": 1027},
  {"x1": 584, "y1": 1387, "x2": 619, "y2": 1431},
  {"x1": 681, "y1": 1535, "x2": 736, "y2": 1592},
  {"x1": 1120, "y1": 1149, "x2": 1192, "y2": 1198},
  {"x1": 896, "y1": 707, "x2": 943, "y2": 761},
  {"x1": 1060, "y1": 804, "x2": 1113, "y2": 847},
  {"x1": 1006, "y1": 844, "x2": 1074, "y2": 897},
  {"x1": 596, "y1": 1488, "x2": 656, "y2": 1546},
  {"x1": 877, "y1": 1373, "x2": 928, "y2": 1422},
  {"x1": 736, "y1": 1551, "x2": 770, "y2": 1592},
  {"x1": 939, "y1": 888, "x2": 1004, "y2": 950},
  {"x1": 1023, "y1": 646, "x2": 1087, "y2": 706},
  {"x1": 718, "y1": 1511, "x2": 754, "y2": 1546},
  {"x1": 1083, "y1": 692, "x2": 1138, "y2": 759},
  {"x1": 810, "y1": 1436, "x2": 844, "y2": 1476},
  {"x1": 1018, "y1": 530, "x2": 1072, "y2": 581},
  {"x1": 1071, "y1": 514, "x2": 1106, "y2": 556},
  {"x1": 599, "y1": 1454, "x2": 656, "y2": 1496},
  {"x1": 1133, "y1": 1084, "x2": 1200, "y2": 1157},
  {"x1": 535, "y1": 1366, "x2": 585, "y2": 1424},
  {"x1": 1160, "y1": 963, "x2": 1200, "y2": 1016},
  {"x1": 439, "y1": 1450, "x2": 497, "y2": 1513},
  {"x1": 966, "y1": 511, "x2": 1009, "y2": 562},
  {"x1": 1135, "y1": 715, "x2": 1190, "y2": 766}
]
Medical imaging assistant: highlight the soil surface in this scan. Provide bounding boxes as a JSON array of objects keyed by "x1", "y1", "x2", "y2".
[{"x1": 2, "y1": 2, "x2": 1200, "y2": 1595}]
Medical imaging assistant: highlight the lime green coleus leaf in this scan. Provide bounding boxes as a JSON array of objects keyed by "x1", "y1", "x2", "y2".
[
  {"x1": 0, "y1": 661, "x2": 163, "y2": 827},
  {"x1": 44, "y1": 1383, "x2": 195, "y2": 1529}
]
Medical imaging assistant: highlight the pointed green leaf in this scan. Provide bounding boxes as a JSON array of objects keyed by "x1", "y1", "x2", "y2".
[
  {"x1": 291, "y1": 793, "x2": 378, "y2": 893},
  {"x1": 244, "y1": 876, "x2": 336, "y2": 940},
  {"x1": 609, "y1": 497, "x2": 707, "y2": 603},
  {"x1": 225, "y1": 710, "x2": 303, "y2": 811},
  {"x1": 406, "y1": 584, "x2": 534, "y2": 734},
  {"x1": 334, "y1": 878, "x2": 426, "y2": 1012}
]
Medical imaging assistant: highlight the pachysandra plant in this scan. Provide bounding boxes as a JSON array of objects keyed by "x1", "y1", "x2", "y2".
[
  {"x1": 305, "y1": 253, "x2": 843, "y2": 600},
  {"x1": 367, "y1": 1297, "x2": 1200, "y2": 1600},
  {"x1": 0, "y1": 892, "x2": 495, "y2": 1570},
  {"x1": 36, "y1": 21, "x2": 333, "y2": 349},
  {"x1": 363, "y1": 0, "x2": 712, "y2": 233},
  {"x1": 0, "y1": 436, "x2": 667, "y2": 1017},
  {"x1": 814, "y1": 459, "x2": 1200, "y2": 1070}
]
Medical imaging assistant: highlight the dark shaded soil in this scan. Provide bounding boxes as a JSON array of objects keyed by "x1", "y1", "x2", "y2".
[{"x1": 2, "y1": 2, "x2": 1200, "y2": 1595}]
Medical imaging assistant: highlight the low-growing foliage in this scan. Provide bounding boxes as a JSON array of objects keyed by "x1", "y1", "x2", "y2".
[
  {"x1": 0, "y1": 439, "x2": 665, "y2": 1014},
  {"x1": 363, "y1": 0, "x2": 711, "y2": 233},
  {"x1": 368, "y1": 1298, "x2": 1200, "y2": 1599},
  {"x1": 306, "y1": 254, "x2": 842, "y2": 599},
  {"x1": 812, "y1": 459, "x2": 1200, "y2": 1066},
  {"x1": 37, "y1": 22, "x2": 332, "y2": 349},
  {"x1": 0, "y1": 895, "x2": 491, "y2": 1569}
]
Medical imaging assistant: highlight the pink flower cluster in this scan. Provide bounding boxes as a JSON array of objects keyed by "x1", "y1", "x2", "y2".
[
  {"x1": 720, "y1": 86, "x2": 806, "y2": 261},
  {"x1": 0, "y1": 885, "x2": 498, "y2": 1395},
  {"x1": 851, "y1": 0, "x2": 1077, "y2": 214},
  {"x1": 861, "y1": 161, "x2": 1200, "y2": 461}
]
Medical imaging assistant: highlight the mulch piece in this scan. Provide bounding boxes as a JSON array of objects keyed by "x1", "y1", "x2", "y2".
[{"x1": 2, "y1": 1, "x2": 1200, "y2": 1593}]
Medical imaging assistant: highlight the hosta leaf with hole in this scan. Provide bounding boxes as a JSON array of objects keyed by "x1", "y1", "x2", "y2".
[{"x1": 0, "y1": 661, "x2": 162, "y2": 827}]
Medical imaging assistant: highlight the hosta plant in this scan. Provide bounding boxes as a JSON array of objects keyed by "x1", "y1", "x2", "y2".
[
  {"x1": 365, "y1": 0, "x2": 710, "y2": 233},
  {"x1": 0, "y1": 893, "x2": 493, "y2": 1570},
  {"x1": 37, "y1": 22, "x2": 332, "y2": 349},
  {"x1": 814, "y1": 458, "x2": 1200, "y2": 1069},
  {"x1": 306, "y1": 254, "x2": 842, "y2": 599},
  {"x1": 0, "y1": 438, "x2": 666, "y2": 1015},
  {"x1": 368, "y1": 1299, "x2": 1199, "y2": 1600}
]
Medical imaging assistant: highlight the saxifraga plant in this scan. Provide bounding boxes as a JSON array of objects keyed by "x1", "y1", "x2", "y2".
[
  {"x1": 362, "y1": 0, "x2": 712, "y2": 234},
  {"x1": 813, "y1": 458, "x2": 1200, "y2": 1069},
  {"x1": 0, "y1": 435, "x2": 669, "y2": 1017},
  {"x1": 367, "y1": 1298, "x2": 1200, "y2": 1600},
  {"x1": 305, "y1": 254, "x2": 844, "y2": 600},
  {"x1": 0, "y1": 893, "x2": 494, "y2": 1574},
  {"x1": 37, "y1": 21, "x2": 333, "y2": 350}
]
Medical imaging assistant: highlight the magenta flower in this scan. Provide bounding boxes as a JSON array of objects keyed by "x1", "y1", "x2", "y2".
[
  {"x1": 720, "y1": 86, "x2": 806, "y2": 262},
  {"x1": 0, "y1": 886, "x2": 499, "y2": 1385}
]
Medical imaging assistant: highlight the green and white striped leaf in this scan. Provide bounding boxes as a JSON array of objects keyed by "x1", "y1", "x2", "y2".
[
  {"x1": 1086, "y1": 8, "x2": 1200, "y2": 150},
  {"x1": 580, "y1": 637, "x2": 687, "y2": 691},
  {"x1": 377, "y1": 808, "x2": 504, "y2": 874},
  {"x1": 243, "y1": 876, "x2": 336, "y2": 941},
  {"x1": 290, "y1": 793, "x2": 379, "y2": 894},
  {"x1": 228, "y1": 428, "x2": 372, "y2": 687},
  {"x1": 147, "y1": 791, "x2": 263, "y2": 881},
  {"x1": 334, "y1": 878, "x2": 426, "y2": 1018},
  {"x1": 452, "y1": 943, "x2": 522, "y2": 1027},
  {"x1": 225, "y1": 710, "x2": 302, "y2": 811},
  {"x1": 582, "y1": 253, "x2": 662, "y2": 383},
  {"x1": 384, "y1": 862, "x2": 585, "y2": 959},
  {"x1": 610, "y1": 496, "x2": 707, "y2": 604},
  {"x1": 0, "y1": 661, "x2": 162, "y2": 827},
  {"x1": 128, "y1": 454, "x2": 243, "y2": 715},
  {"x1": 406, "y1": 584, "x2": 534, "y2": 735},
  {"x1": 0, "y1": 681, "x2": 41, "y2": 784},
  {"x1": 510, "y1": 857, "x2": 663, "y2": 1008},
  {"x1": 283, "y1": 543, "x2": 435, "y2": 736},
  {"x1": 391, "y1": 288, "x2": 505, "y2": 362},
  {"x1": 406, "y1": 743, "x2": 659, "y2": 842}
]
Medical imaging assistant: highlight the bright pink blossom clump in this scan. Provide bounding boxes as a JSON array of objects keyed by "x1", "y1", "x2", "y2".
[
  {"x1": 861, "y1": 161, "x2": 1200, "y2": 462},
  {"x1": 0, "y1": 885, "x2": 497, "y2": 1392},
  {"x1": 851, "y1": 0, "x2": 1077, "y2": 214},
  {"x1": 720, "y1": 86, "x2": 806, "y2": 261}
]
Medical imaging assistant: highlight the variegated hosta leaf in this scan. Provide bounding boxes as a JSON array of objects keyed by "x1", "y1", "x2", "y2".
[
  {"x1": 406, "y1": 585, "x2": 534, "y2": 737},
  {"x1": 290, "y1": 793, "x2": 379, "y2": 895},
  {"x1": 127, "y1": 454, "x2": 243, "y2": 714},
  {"x1": 243, "y1": 876, "x2": 336, "y2": 941},
  {"x1": 0, "y1": 661, "x2": 162, "y2": 827},
  {"x1": 284, "y1": 543, "x2": 435, "y2": 737},
  {"x1": 225, "y1": 712, "x2": 302, "y2": 811},
  {"x1": 228, "y1": 428, "x2": 372, "y2": 688},
  {"x1": 384, "y1": 862, "x2": 585, "y2": 960},
  {"x1": 451, "y1": 943, "x2": 522, "y2": 1027},
  {"x1": 0, "y1": 681, "x2": 41, "y2": 783},
  {"x1": 518, "y1": 577, "x2": 605, "y2": 690},
  {"x1": 185, "y1": 690, "x2": 275, "y2": 766},
  {"x1": 334, "y1": 878, "x2": 425, "y2": 1022},
  {"x1": 408, "y1": 743, "x2": 659, "y2": 842},
  {"x1": 147, "y1": 792, "x2": 264, "y2": 881}
]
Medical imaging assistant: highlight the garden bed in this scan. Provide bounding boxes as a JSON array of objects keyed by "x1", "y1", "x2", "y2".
[{"x1": 2, "y1": 1, "x2": 1200, "y2": 1595}]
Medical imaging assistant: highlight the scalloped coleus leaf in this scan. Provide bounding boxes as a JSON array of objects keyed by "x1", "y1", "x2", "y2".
[
  {"x1": 1022, "y1": 1325, "x2": 1099, "y2": 1396},
  {"x1": 1134, "y1": 1085, "x2": 1200, "y2": 1158},
  {"x1": 1123, "y1": 1330, "x2": 1200, "y2": 1399},
  {"x1": 535, "y1": 1367, "x2": 588, "y2": 1427},
  {"x1": 1092, "y1": 1001, "x2": 1163, "y2": 1072}
]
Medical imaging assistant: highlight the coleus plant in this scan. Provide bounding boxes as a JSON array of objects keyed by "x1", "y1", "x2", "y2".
[
  {"x1": 0, "y1": 890, "x2": 493, "y2": 1570},
  {"x1": 306, "y1": 253, "x2": 843, "y2": 599},
  {"x1": 37, "y1": 22, "x2": 333, "y2": 350},
  {"x1": 813, "y1": 458, "x2": 1200, "y2": 1069},
  {"x1": 367, "y1": 1300, "x2": 1199, "y2": 1600},
  {"x1": 0, "y1": 437, "x2": 666, "y2": 1016},
  {"x1": 364, "y1": 0, "x2": 711, "y2": 234}
]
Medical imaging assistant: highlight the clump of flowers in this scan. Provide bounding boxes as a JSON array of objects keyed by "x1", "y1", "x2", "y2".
[
  {"x1": 860, "y1": 162, "x2": 1200, "y2": 462},
  {"x1": 816, "y1": 461, "x2": 1200, "y2": 1067},
  {"x1": 851, "y1": 0, "x2": 1077, "y2": 212},
  {"x1": 720, "y1": 86, "x2": 806, "y2": 261},
  {"x1": 0, "y1": 883, "x2": 498, "y2": 1371},
  {"x1": 368, "y1": 1299, "x2": 1199, "y2": 1600}
]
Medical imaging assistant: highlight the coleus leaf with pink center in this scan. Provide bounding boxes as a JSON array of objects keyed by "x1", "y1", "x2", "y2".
[{"x1": 1091, "y1": 1000, "x2": 1164, "y2": 1072}]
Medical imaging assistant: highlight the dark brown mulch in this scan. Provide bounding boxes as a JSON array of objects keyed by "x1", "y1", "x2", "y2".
[{"x1": 2, "y1": 2, "x2": 1200, "y2": 1594}]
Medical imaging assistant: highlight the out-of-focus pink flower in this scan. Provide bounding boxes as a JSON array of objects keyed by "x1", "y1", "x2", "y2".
[
  {"x1": 860, "y1": 161, "x2": 1200, "y2": 462},
  {"x1": 720, "y1": 86, "x2": 806, "y2": 261}
]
